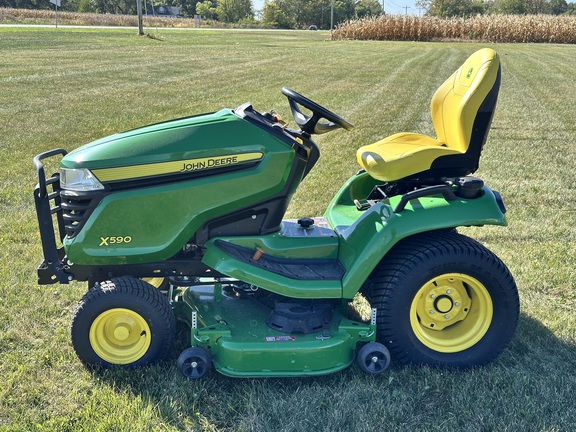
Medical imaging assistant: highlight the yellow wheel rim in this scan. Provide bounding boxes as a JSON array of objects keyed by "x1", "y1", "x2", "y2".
[
  {"x1": 410, "y1": 273, "x2": 493, "y2": 353},
  {"x1": 141, "y1": 277, "x2": 165, "y2": 289},
  {"x1": 89, "y1": 308, "x2": 151, "y2": 364}
]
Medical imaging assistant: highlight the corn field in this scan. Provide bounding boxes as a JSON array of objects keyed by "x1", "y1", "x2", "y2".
[{"x1": 332, "y1": 14, "x2": 576, "y2": 44}]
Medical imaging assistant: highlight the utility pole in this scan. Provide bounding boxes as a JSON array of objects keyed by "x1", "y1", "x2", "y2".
[
  {"x1": 49, "y1": 0, "x2": 61, "y2": 28},
  {"x1": 403, "y1": 5, "x2": 409, "y2": 15},
  {"x1": 330, "y1": 0, "x2": 334, "y2": 31},
  {"x1": 137, "y1": 0, "x2": 144, "y2": 35}
]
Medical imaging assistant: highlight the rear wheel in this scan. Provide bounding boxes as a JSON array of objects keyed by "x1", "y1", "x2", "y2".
[
  {"x1": 71, "y1": 276, "x2": 176, "y2": 367},
  {"x1": 365, "y1": 231, "x2": 519, "y2": 367}
]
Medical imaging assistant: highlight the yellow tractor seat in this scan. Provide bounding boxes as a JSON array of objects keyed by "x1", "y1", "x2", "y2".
[{"x1": 357, "y1": 48, "x2": 501, "y2": 182}]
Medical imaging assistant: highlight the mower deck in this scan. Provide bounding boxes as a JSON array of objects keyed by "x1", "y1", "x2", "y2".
[{"x1": 178, "y1": 282, "x2": 376, "y2": 377}]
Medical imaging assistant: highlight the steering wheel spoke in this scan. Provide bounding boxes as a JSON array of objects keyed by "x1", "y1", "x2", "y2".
[{"x1": 282, "y1": 87, "x2": 354, "y2": 135}]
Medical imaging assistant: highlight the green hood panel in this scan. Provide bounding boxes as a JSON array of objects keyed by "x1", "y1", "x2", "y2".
[
  {"x1": 61, "y1": 109, "x2": 277, "y2": 174},
  {"x1": 64, "y1": 150, "x2": 294, "y2": 265},
  {"x1": 61, "y1": 110, "x2": 302, "y2": 265}
]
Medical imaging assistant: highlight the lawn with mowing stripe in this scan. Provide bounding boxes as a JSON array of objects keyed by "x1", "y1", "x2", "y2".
[{"x1": 1, "y1": 27, "x2": 576, "y2": 431}]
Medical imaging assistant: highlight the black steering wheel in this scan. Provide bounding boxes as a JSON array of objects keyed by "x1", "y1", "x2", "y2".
[{"x1": 281, "y1": 87, "x2": 354, "y2": 135}]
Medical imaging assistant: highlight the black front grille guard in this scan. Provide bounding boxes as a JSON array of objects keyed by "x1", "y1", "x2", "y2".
[
  {"x1": 33, "y1": 149, "x2": 216, "y2": 286},
  {"x1": 33, "y1": 148, "x2": 72, "y2": 284}
]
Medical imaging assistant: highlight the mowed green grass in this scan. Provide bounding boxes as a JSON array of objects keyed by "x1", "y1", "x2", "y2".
[{"x1": 1, "y1": 27, "x2": 576, "y2": 431}]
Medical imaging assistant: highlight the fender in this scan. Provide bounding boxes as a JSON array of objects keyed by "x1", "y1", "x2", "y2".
[
  {"x1": 202, "y1": 170, "x2": 506, "y2": 300},
  {"x1": 326, "y1": 172, "x2": 507, "y2": 298},
  {"x1": 202, "y1": 178, "x2": 505, "y2": 300}
]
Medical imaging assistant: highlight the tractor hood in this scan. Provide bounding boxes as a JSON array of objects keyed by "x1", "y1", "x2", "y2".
[
  {"x1": 55, "y1": 105, "x2": 308, "y2": 266},
  {"x1": 60, "y1": 109, "x2": 280, "y2": 186}
]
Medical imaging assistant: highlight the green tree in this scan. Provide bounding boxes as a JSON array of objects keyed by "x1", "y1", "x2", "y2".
[
  {"x1": 261, "y1": 0, "x2": 355, "y2": 29},
  {"x1": 423, "y1": 0, "x2": 486, "y2": 17},
  {"x1": 77, "y1": 0, "x2": 96, "y2": 12},
  {"x1": 295, "y1": 0, "x2": 331, "y2": 27},
  {"x1": 216, "y1": 0, "x2": 253, "y2": 22},
  {"x1": 167, "y1": 0, "x2": 199, "y2": 17},
  {"x1": 2, "y1": 0, "x2": 50, "y2": 9},
  {"x1": 261, "y1": 0, "x2": 295, "y2": 27},
  {"x1": 305, "y1": 0, "x2": 334, "y2": 28},
  {"x1": 91, "y1": 0, "x2": 136, "y2": 14},
  {"x1": 196, "y1": 0, "x2": 217, "y2": 17},
  {"x1": 355, "y1": 0, "x2": 383, "y2": 17},
  {"x1": 333, "y1": 0, "x2": 356, "y2": 24},
  {"x1": 550, "y1": 0, "x2": 568, "y2": 13},
  {"x1": 492, "y1": 0, "x2": 550, "y2": 14}
]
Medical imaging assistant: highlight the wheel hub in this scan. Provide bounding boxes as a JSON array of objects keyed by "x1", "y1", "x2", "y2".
[
  {"x1": 410, "y1": 273, "x2": 494, "y2": 353},
  {"x1": 89, "y1": 308, "x2": 151, "y2": 364},
  {"x1": 434, "y1": 296, "x2": 453, "y2": 313},
  {"x1": 113, "y1": 325, "x2": 131, "y2": 341},
  {"x1": 416, "y1": 277, "x2": 472, "y2": 331}
]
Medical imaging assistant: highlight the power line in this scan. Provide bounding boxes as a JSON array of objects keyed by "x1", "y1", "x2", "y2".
[{"x1": 386, "y1": 0, "x2": 403, "y2": 10}]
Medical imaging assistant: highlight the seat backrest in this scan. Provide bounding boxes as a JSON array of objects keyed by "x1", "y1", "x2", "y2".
[{"x1": 431, "y1": 49, "x2": 501, "y2": 159}]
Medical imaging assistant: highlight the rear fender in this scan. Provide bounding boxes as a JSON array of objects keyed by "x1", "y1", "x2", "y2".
[{"x1": 331, "y1": 185, "x2": 507, "y2": 299}]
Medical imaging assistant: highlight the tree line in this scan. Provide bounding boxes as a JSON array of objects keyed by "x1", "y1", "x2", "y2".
[
  {"x1": 417, "y1": 0, "x2": 576, "y2": 17},
  {"x1": 2, "y1": 0, "x2": 575, "y2": 27},
  {"x1": 1, "y1": 0, "x2": 383, "y2": 28}
]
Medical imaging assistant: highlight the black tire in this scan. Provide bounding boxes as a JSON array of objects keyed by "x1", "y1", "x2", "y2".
[
  {"x1": 364, "y1": 231, "x2": 519, "y2": 368},
  {"x1": 71, "y1": 276, "x2": 176, "y2": 368},
  {"x1": 357, "y1": 342, "x2": 391, "y2": 374},
  {"x1": 177, "y1": 347, "x2": 212, "y2": 379}
]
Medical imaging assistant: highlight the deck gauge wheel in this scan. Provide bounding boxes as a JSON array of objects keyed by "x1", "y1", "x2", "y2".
[
  {"x1": 357, "y1": 342, "x2": 391, "y2": 374},
  {"x1": 177, "y1": 347, "x2": 212, "y2": 379}
]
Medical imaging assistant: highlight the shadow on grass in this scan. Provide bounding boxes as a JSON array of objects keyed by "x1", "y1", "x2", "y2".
[{"x1": 89, "y1": 314, "x2": 576, "y2": 431}]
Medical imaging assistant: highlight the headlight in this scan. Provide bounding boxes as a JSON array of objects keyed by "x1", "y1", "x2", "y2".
[{"x1": 60, "y1": 168, "x2": 104, "y2": 191}]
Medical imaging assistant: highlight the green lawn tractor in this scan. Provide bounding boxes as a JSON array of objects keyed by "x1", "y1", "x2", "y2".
[{"x1": 33, "y1": 48, "x2": 519, "y2": 379}]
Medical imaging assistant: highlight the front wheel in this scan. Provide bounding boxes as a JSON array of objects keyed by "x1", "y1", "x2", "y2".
[
  {"x1": 365, "y1": 231, "x2": 519, "y2": 368},
  {"x1": 71, "y1": 276, "x2": 176, "y2": 367}
]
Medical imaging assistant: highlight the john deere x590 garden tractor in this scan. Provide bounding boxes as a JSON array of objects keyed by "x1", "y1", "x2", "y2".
[{"x1": 33, "y1": 48, "x2": 519, "y2": 378}]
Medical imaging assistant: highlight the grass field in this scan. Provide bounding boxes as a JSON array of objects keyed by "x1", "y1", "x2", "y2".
[{"x1": 1, "y1": 27, "x2": 576, "y2": 431}]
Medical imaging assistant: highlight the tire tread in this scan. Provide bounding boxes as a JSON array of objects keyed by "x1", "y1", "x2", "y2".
[
  {"x1": 71, "y1": 276, "x2": 176, "y2": 367},
  {"x1": 364, "y1": 230, "x2": 519, "y2": 367}
]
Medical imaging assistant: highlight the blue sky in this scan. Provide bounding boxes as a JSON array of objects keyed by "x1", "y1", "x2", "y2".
[{"x1": 252, "y1": 0, "x2": 421, "y2": 16}]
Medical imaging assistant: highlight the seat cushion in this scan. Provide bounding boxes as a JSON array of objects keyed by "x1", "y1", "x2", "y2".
[{"x1": 356, "y1": 132, "x2": 463, "y2": 181}]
